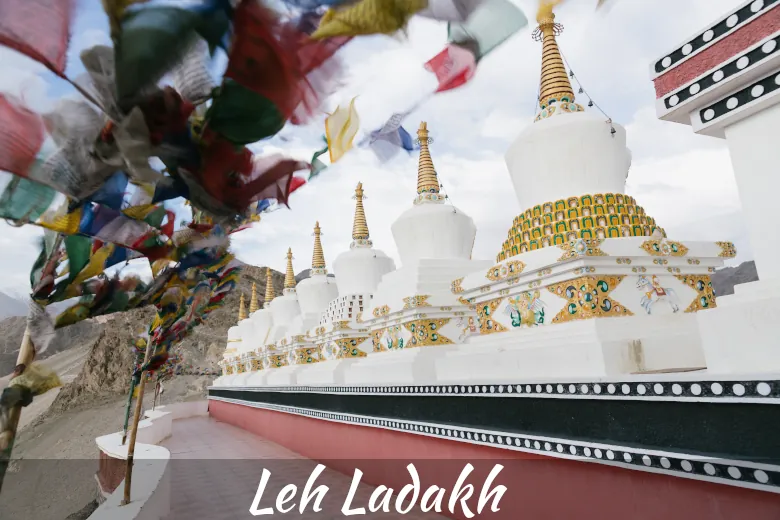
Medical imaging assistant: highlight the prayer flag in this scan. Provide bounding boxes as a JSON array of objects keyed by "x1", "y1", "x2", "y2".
[
  {"x1": 0, "y1": 95, "x2": 45, "y2": 179},
  {"x1": 325, "y1": 97, "x2": 359, "y2": 163},
  {"x1": 369, "y1": 125, "x2": 415, "y2": 162},
  {"x1": 424, "y1": 44, "x2": 477, "y2": 93},
  {"x1": 312, "y1": 0, "x2": 427, "y2": 39},
  {"x1": 171, "y1": 37, "x2": 216, "y2": 105},
  {"x1": 113, "y1": 0, "x2": 231, "y2": 107},
  {"x1": 417, "y1": 0, "x2": 483, "y2": 22},
  {"x1": 289, "y1": 176, "x2": 307, "y2": 195},
  {"x1": 448, "y1": 0, "x2": 528, "y2": 61},
  {"x1": 309, "y1": 145, "x2": 329, "y2": 180},
  {"x1": 0, "y1": 0, "x2": 74, "y2": 75}
]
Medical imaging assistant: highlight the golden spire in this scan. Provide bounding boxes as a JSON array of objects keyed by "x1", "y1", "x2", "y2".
[
  {"x1": 238, "y1": 293, "x2": 247, "y2": 322},
  {"x1": 533, "y1": 6, "x2": 575, "y2": 110},
  {"x1": 415, "y1": 122, "x2": 439, "y2": 194},
  {"x1": 312, "y1": 221, "x2": 327, "y2": 272},
  {"x1": 249, "y1": 282, "x2": 259, "y2": 314},
  {"x1": 264, "y1": 267, "x2": 275, "y2": 306},
  {"x1": 352, "y1": 182, "x2": 370, "y2": 241},
  {"x1": 284, "y1": 248, "x2": 296, "y2": 289}
]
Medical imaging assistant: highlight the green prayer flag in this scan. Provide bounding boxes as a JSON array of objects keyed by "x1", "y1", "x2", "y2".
[
  {"x1": 0, "y1": 175, "x2": 58, "y2": 222},
  {"x1": 309, "y1": 145, "x2": 329, "y2": 180},
  {"x1": 205, "y1": 80, "x2": 286, "y2": 145},
  {"x1": 448, "y1": 0, "x2": 528, "y2": 61},
  {"x1": 64, "y1": 235, "x2": 92, "y2": 282}
]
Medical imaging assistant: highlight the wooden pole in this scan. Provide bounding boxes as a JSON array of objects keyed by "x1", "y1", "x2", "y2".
[
  {"x1": 120, "y1": 344, "x2": 153, "y2": 506},
  {"x1": 121, "y1": 374, "x2": 137, "y2": 445},
  {"x1": 0, "y1": 326, "x2": 36, "y2": 494}
]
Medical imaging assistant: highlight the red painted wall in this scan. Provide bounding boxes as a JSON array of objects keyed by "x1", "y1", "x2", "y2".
[
  {"x1": 211, "y1": 400, "x2": 780, "y2": 520},
  {"x1": 653, "y1": 7, "x2": 780, "y2": 98}
]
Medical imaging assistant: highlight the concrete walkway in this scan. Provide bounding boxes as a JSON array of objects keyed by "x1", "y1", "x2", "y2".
[{"x1": 161, "y1": 417, "x2": 447, "y2": 519}]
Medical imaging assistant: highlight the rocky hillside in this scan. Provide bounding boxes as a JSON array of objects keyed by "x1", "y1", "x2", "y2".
[
  {"x1": 46, "y1": 264, "x2": 285, "y2": 414},
  {"x1": 0, "y1": 264, "x2": 284, "y2": 415},
  {"x1": 0, "y1": 316, "x2": 103, "y2": 376}
]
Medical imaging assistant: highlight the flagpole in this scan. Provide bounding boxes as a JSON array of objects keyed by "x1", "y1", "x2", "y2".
[
  {"x1": 121, "y1": 373, "x2": 138, "y2": 445},
  {"x1": 0, "y1": 325, "x2": 36, "y2": 494},
  {"x1": 121, "y1": 343, "x2": 153, "y2": 506}
]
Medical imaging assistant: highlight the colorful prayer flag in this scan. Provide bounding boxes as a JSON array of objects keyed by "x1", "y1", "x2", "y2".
[
  {"x1": 0, "y1": 95, "x2": 45, "y2": 179},
  {"x1": 325, "y1": 97, "x2": 359, "y2": 163},
  {"x1": 424, "y1": 44, "x2": 477, "y2": 93},
  {"x1": 448, "y1": 0, "x2": 528, "y2": 60},
  {"x1": 417, "y1": 0, "x2": 484, "y2": 22},
  {"x1": 312, "y1": 0, "x2": 427, "y2": 39},
  {"x1": 0, "y1": 0, "x2": 74, "y2": 75},
  {"x1": 369, "y1": 125, "x2": 415, "y2": 162}
]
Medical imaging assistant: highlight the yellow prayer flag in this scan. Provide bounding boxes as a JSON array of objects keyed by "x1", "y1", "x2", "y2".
[
  {"x1": 325, "y1": 97, "x2": 360, "y2": 164},
  {"x1": 312, "y1": 0, "x2": 428, "y2": 40}
]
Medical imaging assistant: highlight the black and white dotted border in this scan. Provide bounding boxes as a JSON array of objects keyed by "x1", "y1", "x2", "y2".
[
  {"x1": 700, "y1": 69, "x2": 780, "y2": 124},
  {"x1": 654, "y1": 0, "x2": 777, "y2": 75},
  {"x1": 218, "y1": 379, "x2": 779, "y2": 402},
  {"x1": 209, "y1": 396, "x2": 780, "y2": 494},
  {"x1": 665, "y1": 34, "x2": 780, "y2": 109}
]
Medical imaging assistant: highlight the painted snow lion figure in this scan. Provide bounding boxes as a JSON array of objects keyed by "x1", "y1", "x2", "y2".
[
  {"x1": 636, "y1": 275, "x2": 680, "y2": 314},
  {"x1": 504, "y1": 290, "x2": 545, "y2": 327}
]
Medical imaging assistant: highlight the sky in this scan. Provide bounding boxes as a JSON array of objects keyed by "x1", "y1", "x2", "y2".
[{"x1": 0, "y1": 0, "x2": 750, "y2": 297}]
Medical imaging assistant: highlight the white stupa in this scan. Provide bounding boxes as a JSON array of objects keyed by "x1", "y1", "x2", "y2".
[
  {"x1": 288, "y1": 222, "x2": 339, "y2": 334},
  {"x1": 345, "y1": 122, "x2": 491, "y2": 384},
  {"x1": 249, "y1": 269, "x2": 276, "y2": 350},
  {"x1": 220, "y1": 10, "x2": 734, "y2": 386},
  {"x1": 326, "y1": 182, "x2": 395, "y2": 325},
  {"x1": 267, "y1": 249, "x2": 302, "y2": 344}
]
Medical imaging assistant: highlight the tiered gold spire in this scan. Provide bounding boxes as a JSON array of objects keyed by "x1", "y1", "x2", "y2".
[
  {"x1": 263, "y1": 267, "x2": 275, "y2": 306},
  {"x1": 284, "y1": 248, "x2": 296, "y2": 289},
  {"x1": 352, "y1": 182, "x2": 370, "y2": 241},
  {"x1": 312, "y1": 221, "x2": 327, "y2": 272},
  {"x1": 238, "y1": 293, "x2": 247, "y2": 322},
  {"x1": 533, "y1": 7, "x2": 575, "y2": 110},
  {"x1": 415, "y1": 122, "x2": 439, "y2": 194},
  {"x1": 249, "y1": 282, "x2": 259, "y2": 314}
]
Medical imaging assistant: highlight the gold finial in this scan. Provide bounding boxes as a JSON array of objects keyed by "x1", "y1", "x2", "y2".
[
  {"x1": 533, "y1": 3, "x2": 575, "y2": 110},
  {"x1": 312, "y1": 221, "x2": 327, "y2": 272},
  {"x1": 264, "y1": 267, "x2": 275, "y2": 306},
  {"x1": 352, "y1": 182, "x2": 370, "y2": 241},
  {"x1": 238, "y1": 293, "x2": 247, "y2": 322},
  {"x1": 415, "y1": 122, "x2": 440, "y2": 195},
  {"x1": 284, "y1": 248, "x2": 296, "y2": 289},
  {"x1": 249, "y1": 282, "x2": 259, "y2": 314}
]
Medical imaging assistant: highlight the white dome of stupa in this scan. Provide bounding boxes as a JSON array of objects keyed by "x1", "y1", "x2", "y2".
[
  {"x1": 391, "y1": 122, "x2": 477, "y2": 267},
  {"x1": 496, "y1": 12, "x2": 663, "y2": 263},
  {"x1": 296, "y1": 222, "x2": 339, "y2": 315},
  {"x1": 332, "y1": 182, "x2": 395, "y2": 296},
  {"x1": 268, "y1": 248, "x2": 303, "y2": 343},
  {"x1": 244, "y1": 268, "x2": 275, "y2": 350}
]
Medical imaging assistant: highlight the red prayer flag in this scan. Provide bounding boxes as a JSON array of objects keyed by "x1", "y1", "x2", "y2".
[
  {"x1": 424, "y1": 44, "x2": 477, "y2": 93},
  {"x1": 0, "y1": 94, "x2": 45, "y2": 178},
  {"x1": 289, "y1": 176, "x2": 306, "y2": 195},
  {"x1": 198, "y1": 130, "x2": 307, "y2": 210},
  {"x1": 224, "y1": 1, "x2": 348, "y2": 123},
  {"x1": 0, "y1": 0, "x2": 74, "y2": 75}
]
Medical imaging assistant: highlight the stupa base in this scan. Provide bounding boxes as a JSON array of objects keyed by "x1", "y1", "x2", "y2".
[
  {"x1": 438, "y1": 314, "x2": 706, "y2": 381},
  {"x1": 698, "y1": 280, "x2": 780, "y2": 374},
  {"x1": 264, "y1": 364, "x2": 302, "y2": 386},
  {"x1": 295, "y1": 358, "x2": 360, "y2": 386},
  {"x1": 344, "y1": 346, "x2": 457, "y2": 386}
]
